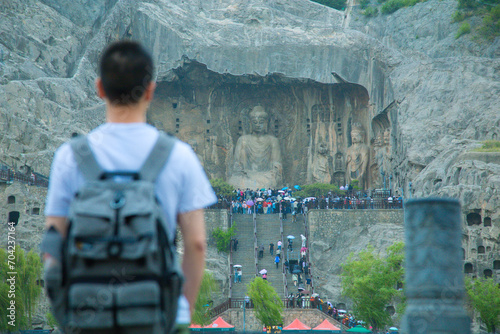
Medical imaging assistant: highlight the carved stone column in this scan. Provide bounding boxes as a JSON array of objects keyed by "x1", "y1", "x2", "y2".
[{"x1": 401, "y1": 198, "x2": 470, "y2": 334}]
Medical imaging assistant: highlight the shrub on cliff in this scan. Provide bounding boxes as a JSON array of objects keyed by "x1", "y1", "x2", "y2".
[
  {"x1": 212, "y1": 224, "x2": 237, "y2": 253},
  {"x1": 210, "y1": 178, "x2": 235, "y2": 197},
  {"x1": 473, "y1": 140, "x2": 500, "y2": 152}
]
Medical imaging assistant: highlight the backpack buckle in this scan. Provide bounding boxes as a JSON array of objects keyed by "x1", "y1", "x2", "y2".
[
  {"x1": 108, "y1": 240, "x2": 123, "y2": 257},
  {"x1": 110, "y1": 191, "x2": 126, "y2": 209}
]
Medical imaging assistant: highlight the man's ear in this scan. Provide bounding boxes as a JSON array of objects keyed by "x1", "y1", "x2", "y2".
[
  {"x1": 144, "y1": 81, "x2": 156, "y2": 102},
  {"x1": 96, "y1": 78, "x2": 106, "y2": 99}
]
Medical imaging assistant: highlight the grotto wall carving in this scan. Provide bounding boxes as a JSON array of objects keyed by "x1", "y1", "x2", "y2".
[{"x1": 149, "y1": 59, "x2": 392, "y2": 189}]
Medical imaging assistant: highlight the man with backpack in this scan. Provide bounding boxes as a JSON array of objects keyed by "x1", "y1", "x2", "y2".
[{"x1": 41, "y1": 40, "x2": 216, "y2": 334}]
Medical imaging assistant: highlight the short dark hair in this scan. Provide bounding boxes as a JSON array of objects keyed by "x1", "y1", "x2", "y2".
[{"x1": 99, "y1": 40, "x2": 154, "y2": 105}]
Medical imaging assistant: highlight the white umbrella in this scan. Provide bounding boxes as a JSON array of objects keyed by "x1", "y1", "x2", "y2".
[
  {"x1": 256, "y1": 198, "x2": 264, "y2": 201},
  {"x1": 284, "y1": 196, "x2": 291, "y2": 200},
  {"x1": 278, "y1": 190, "x2": 285, "y2": 193},
  {"x1": 311, "y1": 293, "x2": 319, "y2": 297},
  {"x1": 259, "y1": 269, "x2": 267, "y2": 274},
  {"x1": 287, "y1": 235, "x2": 295, "y2": 239},
  {"x1": 233, "y1": 264, "x2": 242, "y2": 268},
  {"x1": 389, "y1": 327, "x2": 398, "y2": 331},
  {"x1": 337, "y1": 309, "x2": 347, "y2": 314}
]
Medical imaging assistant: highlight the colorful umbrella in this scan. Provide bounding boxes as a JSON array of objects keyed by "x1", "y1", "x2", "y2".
[
  {"x1": 259, "y1": 269, "x2": 268, "y2": 274},
  {"x1": 345, "y1": 326, "x2": 371, "y2": 333}
]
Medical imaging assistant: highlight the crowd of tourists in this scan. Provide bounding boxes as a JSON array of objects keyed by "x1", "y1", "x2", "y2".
[{"x1": 210, "y1": 186, "x2": 403, "y2": 211}]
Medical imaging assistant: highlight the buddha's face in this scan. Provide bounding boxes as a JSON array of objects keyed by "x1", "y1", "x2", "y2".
[
  {"x1": 351, "y1": 128, "x2": 364, "y2": 144},
  {"x1": 250, "y1": 107, "x2": 269, "y2": 134}
]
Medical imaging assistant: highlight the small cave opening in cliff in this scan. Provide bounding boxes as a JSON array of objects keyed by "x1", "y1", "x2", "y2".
[
  {"x1": 484, "y1": 269, "x2": 493, "y2": 278},
  {"x1": 484, "y1": 217, "x2": 492, "y2": 227},
  {"x1": 466, "y1": 213, "x2": 482, "y2": 226},
  {"x1": 31, "y1": 207, "x2": 40, "y2": 215},
  {"x1": 7, "y1": 195, "x2": 15, "y2": 204},
  {"x1": 494, "y1": 260, "x2": 500, "y2": 269},
  {"x1": 464, "y1": 263, "x2": 473, "y2": 274},
  {"x1": 478, "y1": 246, "x2": 485, "y2": 254},
  {"x1": 462, "y1": 248, "x2": 465, "y2": 260},
  {"x1": 8, "y1": 211, "x2": 20, "y2": 226},
  {"x1": 385, "y1": 306, "x2": 396, "y2": 316},
  {"x1": 337, "y1": 302, "x2": 346, "y2": 310}
]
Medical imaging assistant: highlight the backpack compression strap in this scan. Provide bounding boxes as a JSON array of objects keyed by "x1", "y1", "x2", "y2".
[
  {"x1": 139, "y1": 132, "x2": 177, "y2": 182},
  {"x1": 70, "y1": 136, "x2": 103, "y2": 181}
]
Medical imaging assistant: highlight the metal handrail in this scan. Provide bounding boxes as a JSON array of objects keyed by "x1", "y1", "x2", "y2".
[
  {"x1": 0, "y1": 169, "x2": 49, "y2": 187},
  {"x1": 253, "y1": 211, "x2": 258, "y2": 276},
  {"x1": 280, "y1": 203, "x2": 287, "y2": 298},
  {"x1": 229, "y1": 209, "x2": 233, "y2": 298}
]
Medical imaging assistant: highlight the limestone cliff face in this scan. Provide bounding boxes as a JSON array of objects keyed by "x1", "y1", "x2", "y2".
[{"x1": 1, "y1": 0, "x2": 499, "y2": 324}]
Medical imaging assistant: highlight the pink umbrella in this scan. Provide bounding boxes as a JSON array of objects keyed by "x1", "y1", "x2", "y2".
[
  {"x1": 301, "y1": 247, "x2": 308, "y2": 252},
  {"x1": 246, "y1": 200, "x2": 254, "y2": 206}
]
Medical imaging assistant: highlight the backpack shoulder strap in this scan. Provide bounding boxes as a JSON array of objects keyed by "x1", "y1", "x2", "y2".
[
  {"x1": 139, "y1": 132, "x2": 177, "y2": 182},
  {"x1": 70, "y1": 135, "x2": 103, "y2": 181}
]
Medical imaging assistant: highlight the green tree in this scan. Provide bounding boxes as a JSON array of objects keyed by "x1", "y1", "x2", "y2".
[
  {"x1": 293, "y1": 183, "x2": 345, "y2": 198},
  {"x1": 212, "y1": 224, "x2": 237, "y2": 253},
  {"x1": 465, "y1": 277, "x2": 500, "y2": 333},
  {"x1": 210, "y1": 178, "x2": 235, "y2": 197},
  {"x1": 247, "y1": 277, "x2": 283, "y2": 326},
  {"x1": 192, "y1": 271, "x2": 219, "y2": 326},
  {"x1": 341, "y1": 242, "x2": 405, "y2": 331},
  {"x1": 0, "y1": 245, "x2": 43, "y2": 331}
]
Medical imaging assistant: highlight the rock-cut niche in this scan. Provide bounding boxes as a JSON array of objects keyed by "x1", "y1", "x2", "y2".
[
  {"x1": 467, "y1": 212, "x2": 481, "y2": 226},
  {"x1": 149, "y1": 59, "x2": 378, "y2": 190}
]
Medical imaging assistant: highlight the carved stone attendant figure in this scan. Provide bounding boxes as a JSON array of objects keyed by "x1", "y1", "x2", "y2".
[
  {"x1": 229, "y1": 106, "x2": 283, "y2": 189},
  {"x1": 309, "y1": 141, "x2": 331, "y2": 184},
  {"x1": 345, "y1": 123, "x2": 369, "y2": 189}
]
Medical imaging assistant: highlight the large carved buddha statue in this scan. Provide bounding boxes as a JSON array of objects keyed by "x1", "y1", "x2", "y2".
[
  {"x1": 228, "y1": 106, "x2": 283, "y2": 189},
  {"x1": 346, "y1": 123, "x2": 369, "y2": 189}
]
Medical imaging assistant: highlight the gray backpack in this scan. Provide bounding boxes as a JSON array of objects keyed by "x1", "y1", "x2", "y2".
[{"x1": 47, "y1": 133, "x2": 183, "y2": 334}]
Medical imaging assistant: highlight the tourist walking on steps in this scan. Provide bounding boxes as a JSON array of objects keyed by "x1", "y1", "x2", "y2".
[
  {"x1": 259, "y1": 244, "x2": 264, "y2": 258},
  {"x1": 275, "y1": 255, "x2": 280, "y2": 268},
  {"x1": 269, "y1": 242, "x2": 274, "y2": 255}
]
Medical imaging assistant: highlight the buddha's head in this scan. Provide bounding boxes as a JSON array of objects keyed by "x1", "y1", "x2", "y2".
[
  {"x1": 351, "y1": 123, "x2": 365, "y2": 144},
  {"x1": 249, "y1": 106, "x2": 269, "y2": 135}
]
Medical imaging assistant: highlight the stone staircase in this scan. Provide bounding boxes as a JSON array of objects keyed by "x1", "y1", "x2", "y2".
[
  {"x1": 231, "y1": 214, "x2": 257, "y2": 298},
  {"x1": 283, "y1": 214, "x2": 307, "y2": 295},
  {"x1": 256, "y1": 214, "x2": 285, "y2": 298},
  {"x1": 229, "y1": 213, "x2": 307, "y2": 299}
]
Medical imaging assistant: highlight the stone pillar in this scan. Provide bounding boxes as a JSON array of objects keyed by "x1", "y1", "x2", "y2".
[{"x1": 401, "y1": 198, "x2": 470, "y2": 334}]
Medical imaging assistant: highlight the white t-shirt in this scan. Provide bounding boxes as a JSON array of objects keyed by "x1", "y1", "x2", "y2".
[{"x1": 44, "y1": 122, "x2": 217, "y2": 324}]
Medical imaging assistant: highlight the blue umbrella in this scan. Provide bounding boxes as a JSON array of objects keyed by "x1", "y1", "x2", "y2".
[
  {"x1": 294, "y1": 185, "x2": 301, "y2": 190},
  {"x1": 282, "y1": 187, "x2": 289, "y2": 190}
]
